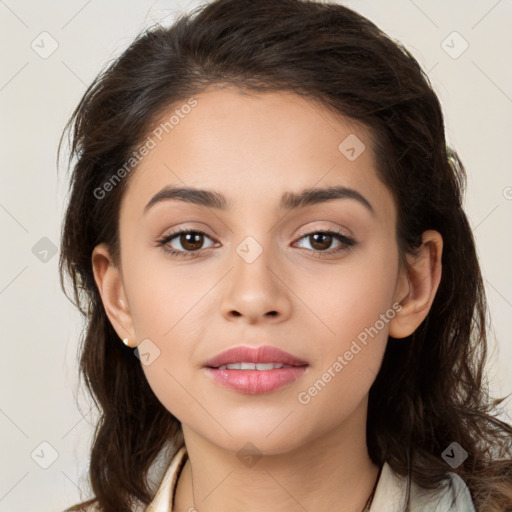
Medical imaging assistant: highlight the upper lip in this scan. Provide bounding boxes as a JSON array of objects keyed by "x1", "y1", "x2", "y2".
[{"x1": 204, "y1": 345, "x2": 309, "y2": 368}]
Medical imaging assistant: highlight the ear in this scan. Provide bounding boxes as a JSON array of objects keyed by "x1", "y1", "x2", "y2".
[
  {"x1": 389, "y1": 230, "x2": 443, "y2": 339},
  {"x1": 91, "y1": 243, "x2": 137, "y2": 346}
]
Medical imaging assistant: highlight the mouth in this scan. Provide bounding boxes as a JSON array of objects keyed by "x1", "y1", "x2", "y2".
[
  {"x1": 213, "y1": 362, "x2": 299, "y2": 370},
  {"x1": 204, "y1": 344, "x2": 308, "y2": 368},
  {"x1": 203, "y1": 345, "x2": 309, "y2": 395}
]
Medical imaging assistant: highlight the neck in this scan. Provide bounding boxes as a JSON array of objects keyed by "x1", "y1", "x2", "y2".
[{"x1": 173, "y1": 399, "x2": 380, "y2": 512}]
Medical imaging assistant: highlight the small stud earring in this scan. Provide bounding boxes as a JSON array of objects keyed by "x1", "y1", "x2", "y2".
[{"x1": 122, "y1": 338, "x2": 131, "y2": 347}]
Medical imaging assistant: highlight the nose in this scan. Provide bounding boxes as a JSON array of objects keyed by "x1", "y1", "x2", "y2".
[{"x1": 220, "y1": 242, "x2": 292, "y2": 325}]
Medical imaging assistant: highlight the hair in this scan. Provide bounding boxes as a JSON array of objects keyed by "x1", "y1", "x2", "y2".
[{"x1": 58, "y1": 0, "x2": 512, "y2": 511}]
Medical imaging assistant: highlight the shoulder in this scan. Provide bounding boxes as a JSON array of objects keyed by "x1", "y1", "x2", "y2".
[
  {"x1": 370, "y1": 462, "x2": 477, "y2": 512},
  {"x1": 410, "y1": 470, "x2": 477, "y2": 511}
]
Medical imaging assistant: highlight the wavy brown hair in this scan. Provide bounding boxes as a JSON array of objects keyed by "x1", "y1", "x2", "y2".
[{"x1": 58, "y1": 0, "x2": 512, "y2": 510}]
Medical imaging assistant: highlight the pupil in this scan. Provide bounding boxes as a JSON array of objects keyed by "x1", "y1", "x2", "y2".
[
  {"x1": 311, "y1": 233, "x2": 331, "y2": 250},
  {"x1": 182, "y1": 232, "x2": 202, "y2": 250}
]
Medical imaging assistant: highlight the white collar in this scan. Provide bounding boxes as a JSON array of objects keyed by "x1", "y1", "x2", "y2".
[{"x1": 145, "y1": 446, "x2": 476, "y2": 512}]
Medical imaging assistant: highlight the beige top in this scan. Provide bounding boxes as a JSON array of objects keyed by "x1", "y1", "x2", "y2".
[{"x1": 144, "y1": 446, "x2": 477, "y2": 512}]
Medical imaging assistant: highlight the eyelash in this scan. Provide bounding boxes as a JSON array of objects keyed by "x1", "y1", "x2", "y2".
[{"x1": 156, "y1": 227, "x2": 356, "y2": 259}]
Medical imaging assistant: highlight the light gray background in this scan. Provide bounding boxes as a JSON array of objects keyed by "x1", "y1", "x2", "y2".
[{"x1": 0, "y1": 1, "x2": 511, "y2": 511}]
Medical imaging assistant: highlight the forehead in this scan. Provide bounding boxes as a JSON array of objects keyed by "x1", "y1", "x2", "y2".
[{"x1": 120, "y1": 87, "x2": 395, "y2": 227}]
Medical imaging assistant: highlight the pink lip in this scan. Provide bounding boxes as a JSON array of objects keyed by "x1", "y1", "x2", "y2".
[
  {"x1": 203, "y1": 345, "x2": 309, "y2": 395},
  {"x1": 203, "y1": 345, "x2": 308, "y2": 368}
]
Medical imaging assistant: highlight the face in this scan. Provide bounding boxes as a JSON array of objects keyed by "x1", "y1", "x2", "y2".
[{"x1": 108, "y1": 87, "x2": 409, "y2": 454}]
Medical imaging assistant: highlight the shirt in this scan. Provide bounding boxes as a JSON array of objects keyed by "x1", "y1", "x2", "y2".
[{"x1": 145, "y1": 446, "x2": 477, "y2": 512}]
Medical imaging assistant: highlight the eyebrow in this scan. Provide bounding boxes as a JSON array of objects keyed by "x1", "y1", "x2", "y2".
[{"x1": 143, "y1": 184, "x2": 375, "y2": 216}]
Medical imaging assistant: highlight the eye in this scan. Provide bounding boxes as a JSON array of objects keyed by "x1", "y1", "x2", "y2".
[
  {"x1": 157, "y1": 229, "x2": 217, "y2": 258},
  {"x1": 156, "y1": 227, "x2": 356, "y2": 259},
  {"x1": 294, "y1": 228, "x2": 356, "y2": 256}
]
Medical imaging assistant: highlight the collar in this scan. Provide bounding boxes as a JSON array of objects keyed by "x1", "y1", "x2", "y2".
[{"x1": 144, "y1": 446, "x2": 476, "y2": 512}]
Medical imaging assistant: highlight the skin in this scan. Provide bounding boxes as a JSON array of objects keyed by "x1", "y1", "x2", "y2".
[{"x1": 92, "y1": 86, "x2": 443, "y2": 512}]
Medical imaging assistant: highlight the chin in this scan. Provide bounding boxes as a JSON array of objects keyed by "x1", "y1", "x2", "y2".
[{"x1": 198, "y1": 422, "x2": 310, "y2": 457}]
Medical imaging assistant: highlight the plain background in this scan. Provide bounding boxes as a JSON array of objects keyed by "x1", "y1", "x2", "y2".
[{"x1": 0, "y1": 0, "x2": 511, "y2": 510}]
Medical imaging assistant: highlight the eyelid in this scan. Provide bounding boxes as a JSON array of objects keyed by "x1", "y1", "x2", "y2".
[
  {"x1": 157, "y1": 227, "x2": 217, "y2": 247},
  {"x1": 295, "y1": 223, "x2": 352, "y2": 239}
]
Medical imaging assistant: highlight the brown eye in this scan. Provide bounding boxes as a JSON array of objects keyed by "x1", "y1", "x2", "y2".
[
  {"x1": 308, "y1": 233, "x2": 333, "y2": 251},
  {"x1": 294, "y1": 229, "x2": 356, "y2": 256},
  {"x1": 179, "y1": 232, "x2": 205, "y2": 251},
  {"x1": 158, "y1": 229, "x2": 216, "y2": 257}
]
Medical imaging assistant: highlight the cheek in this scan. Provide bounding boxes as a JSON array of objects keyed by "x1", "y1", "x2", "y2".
[
  {"x1": 301, "y1": 239, "x2": 399, "y2": 346},
  {"x1": 122, "y1": 256, "x2": 214, "y2": 418},
  {"x1": 295, "y1": 241, "x2": 398, "y2": 399},
  {"x1": 124, "y1": 247, "x2": 209, "y2": 338}
]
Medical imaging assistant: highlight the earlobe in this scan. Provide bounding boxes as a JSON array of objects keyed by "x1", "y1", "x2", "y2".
[
  {"x1": 389, "y1": 230, "x2": 443, "y2": 339},
  {"x1": 91, "y1": 243, "x2": 136, "y2": 345}
]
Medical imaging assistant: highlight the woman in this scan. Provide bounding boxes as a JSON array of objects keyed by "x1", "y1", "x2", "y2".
[{"x1": 59, "y1": 0, "x2": 512, "y2": 510}]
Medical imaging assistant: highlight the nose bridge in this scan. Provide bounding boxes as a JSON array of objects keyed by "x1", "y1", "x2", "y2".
[
  {"x1": 220, "y1": 232, "x2": 291, "y2": 322},
  {"x1": 232, "y1": 232, "x2": 279, "y2": 296}
]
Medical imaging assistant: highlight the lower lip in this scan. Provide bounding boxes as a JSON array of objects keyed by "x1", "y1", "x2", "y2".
[{"x1": 204, "y1": 366, "x2": 308, "y2": 395}]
